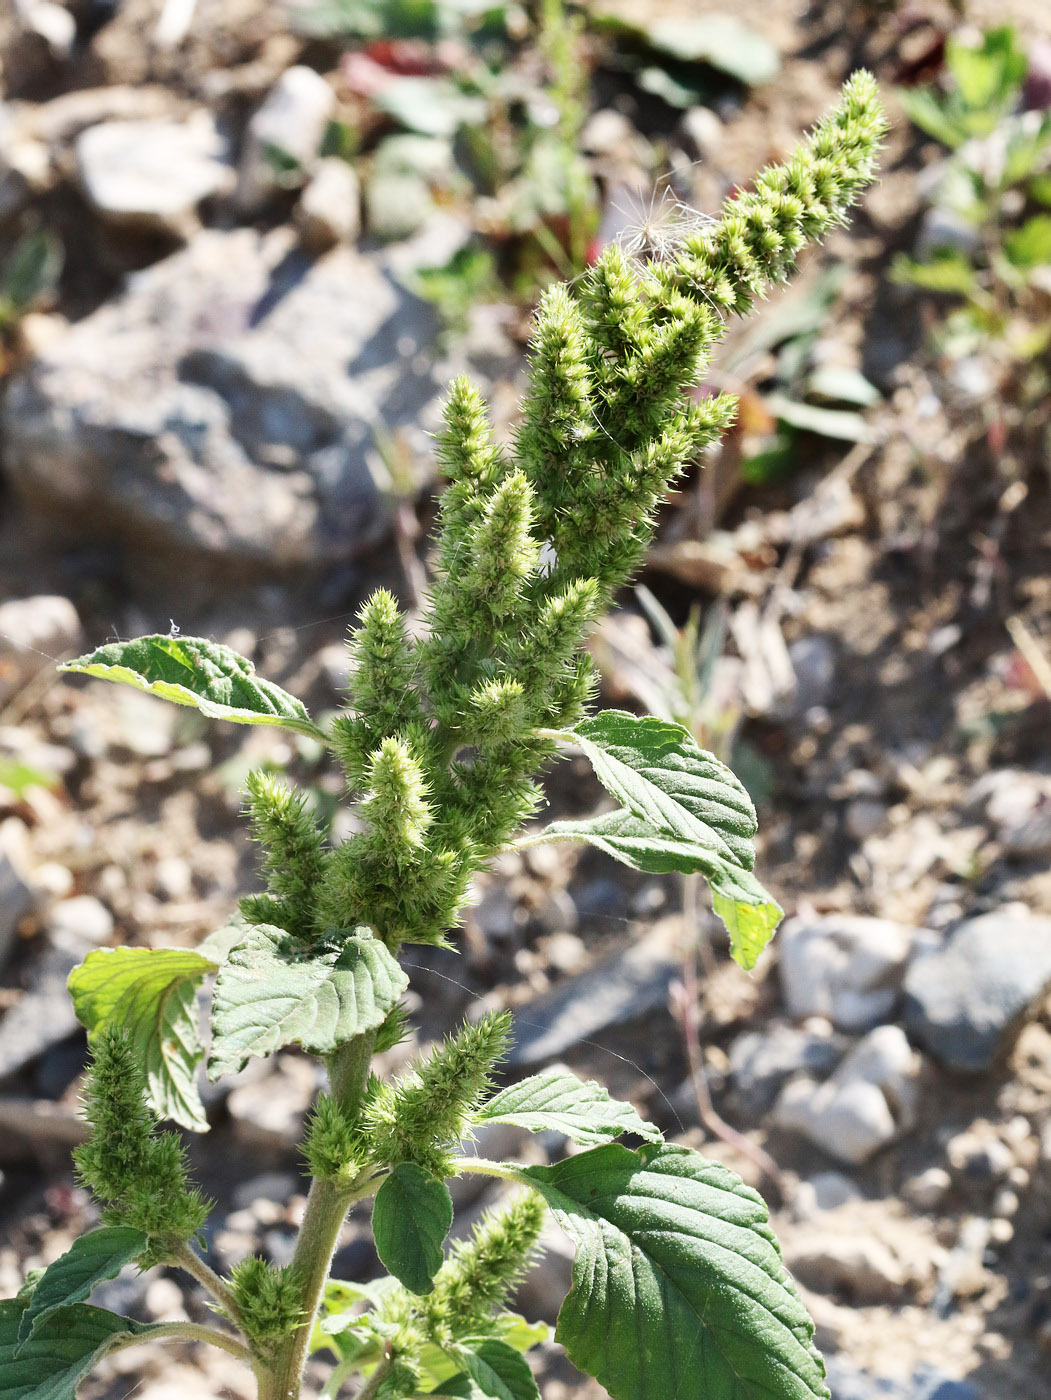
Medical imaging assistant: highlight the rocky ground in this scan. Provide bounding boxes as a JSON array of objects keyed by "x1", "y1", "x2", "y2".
[{"x1": 2, "y1": 2, "x2": 1051, "y2": 1399}]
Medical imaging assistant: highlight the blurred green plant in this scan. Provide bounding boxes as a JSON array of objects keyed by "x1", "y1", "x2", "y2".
[
  {"x1": 0, "y1": 228, "x2": 63, "y2": 338},
  {"x1": 894, "y1": 26, "x2": 1051, "y2": 384}
]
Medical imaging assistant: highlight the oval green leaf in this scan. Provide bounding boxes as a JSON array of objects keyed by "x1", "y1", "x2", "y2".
[
  {"x1": 443, "y1": 1340, "x2": 541, "y2": 1400},
  {"x1": 521, "y1": 1143, "x2": 828, "y2": 1400},
  {"x1": 372, "y1": 1164, "x2": 453, "y2": 1296},
  {"x1": 478, "y1": 1070, "x2": 661, "y2": 1146},
  {"x1": 60, "y1": 635, "x2": 323, "y2": 739}
]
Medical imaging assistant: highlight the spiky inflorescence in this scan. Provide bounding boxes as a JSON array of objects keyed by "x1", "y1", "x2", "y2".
[
  {"x1": 74, "y1": 1029, "x2": 210, "y2": 1261},
  {"x1": 420, "y1": 1192, "x2": 546, "y2": 1345},
  {"x1": 360, "y1": 1012, "x2": 512, "y2": 1176},
  {"x1": 247, "y1": 76, "x2": 885, "y2": 954},
  {"x1": 240, "y1": 770, "x2": 327, "y2": 941},
  {"x1": 370, "y1": 1192, "x2": 547, "y2": 1398},
  {"x1": 227, "y1": 1257, "x2": 304, "y2": 1356}
]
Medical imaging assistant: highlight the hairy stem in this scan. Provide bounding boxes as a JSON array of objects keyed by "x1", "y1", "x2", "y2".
[
  {"x1": 169, "y1": 1238, "x2": 244, "y2": 1329},
  {"x1": 258, "y1": 1033, "x2": 377, "y2": 1400},
  {"x1": 352, "y1": 1356, "x2": 393, "y2": 1400},
  {"x1": 110, "y1": 1320, "x2": 254, "y2": 1363}
]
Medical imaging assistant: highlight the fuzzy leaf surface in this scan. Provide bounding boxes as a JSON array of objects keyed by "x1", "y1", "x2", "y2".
[
  {"x1": 0, "y1": 1301, "x2": 150, "y2": 1400},
  {"x1": 68, "y1": 947, "x2": 217, "y2": 1131},
  {"x1": 15, "y1": 1230, "x2": 147, "y2": 1352},
  {"x1": 208, "y1": 927, "x2": 407, "y2": 1077},
  {"x1": 60, "y1": 635, "x2": 322, "y2": 739},
  {"x1": 372, "y1": 1164, "x2": 453, "y2": 1295},
  {"x1": 547, "y1": 712, "x2": 782, "y2": 967},
  {"x1": 478, "y1": 1071, "x2": 661, "y2": 1146},
  {"x1": 443, "y1": 1340, "x2": 541, "y2": 1400},
  {"x1": 520, "y1": 1143, "x2": 829, "y2": 1400}
]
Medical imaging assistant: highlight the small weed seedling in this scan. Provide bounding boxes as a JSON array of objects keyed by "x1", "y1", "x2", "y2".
[
  {"x1": 0, "y1": 75, "x2": 886, "y2": 1400},
  {"x1": 895, "y1": 27, "x2": 1051, "y2": 395}
]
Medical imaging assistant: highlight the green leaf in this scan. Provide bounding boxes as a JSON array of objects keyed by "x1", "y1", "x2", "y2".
[
  {"x1": 68, "y1": 947, "x2": 217, "y2": 1132},
  {"x1": 520, "y1": 1144, "x2": 828, "y2": 1400},
  {"x1": 806, "y1": 365, "x2": 881, "y2": 407},
  {"x1": 208, "y1": 927, "x2": 407, "y2": 1077},
  {"x1": 444, "y1": 1340, "x2": 541, "y2": 1400},
  {"x1": 374, "y1": 76, "x2": 485, "y2": 137},
  {"x1": 890, "y1": 249, "x2": 978, "y2": 295},
  {"x1": 946, "y1": 26, "x2": 1025, "y2": 117},
  {"x1": 896, "y1": 86, "x2": 967, "y2": 149},
  {"x1": 0, "y1": 1301, "x2": 150, "y2": 1400},
  {"x1": 764, "y1": 393, "x2": 874, "y2": 443},
  {"x1": 59, "y1": 635, "x2": 323, "y2": 740},
  {"x1": 414, "y1": 1315, "x2": 550, "y2": 1392},
  {"x1": 478, "y1": 1070, "x2": 661, "y2": 1146},
  {"x1": 16, "y1": 1230, "x2": 148, "y2": 1352},
  {"x1": 645, "y1": 16, "x2": 780, "y2": 87},
  {"x1": 1003, "y1": 214, "x2": 1051, "y2": 270},
  {"x1": 372, "y1": 1164, "x2": 453, "y2": 1295},
  {"x1": 542, "y1": 711, "x2": 782, "y2": 968}
]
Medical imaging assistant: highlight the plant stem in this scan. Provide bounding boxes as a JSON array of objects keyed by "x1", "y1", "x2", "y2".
[
  {"x1": 258, "y1": 1032, "x2": 377, "y2": 1400},
  {"x1": 169, "y1": 1238, "x2": 243, "y2": 1327},
  {"x1": 110, "y1": 1320, "x2": 254, "y2": 1363},
  {"x1": 352, "y1": 1356, "x2": 393, "y2": 1400}
]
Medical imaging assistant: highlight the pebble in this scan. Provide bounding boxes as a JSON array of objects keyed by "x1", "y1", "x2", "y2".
[
  {"x1": 784, "y1": 1230, "x2": 908, "y2": 1304},
  {"x1": 232, "y1": 1172, "x2": 297, "y2": 1211},
  {"x1": 778, "y1": 914, "x2": 915, "y2": 1032},
  {"x1": 226, "y1": 1054, "x2": 319, "y2": 1152},
  {"x1": 978, "y1": 770, "x2": 1051, "y2": 856},
  {"x1": 296, "y1": 157, "x2": 361, "y2": 250},
  {"x1": 946, "y1": 1130, "x2": 1014, "y2": 1182},
  {"x1": 46, "y1": 895, "x2": 114, "y2": 946},
  {"x1": 903, "y1": 909, "x2": 1051, "y2": 1072},
  {"x1": 824, "y1": 1358, "x2": 984, "y2": 1400},
  {"x1": 729, "y1": 1022, "x2": 841, "y2": 1115},
  {"x1": 238, "y1": 66, "x2": 335, "y2": 212},
  {"x1": 772, "y1": 1026, "x2": 920, "y2": 1165},
  {"x1": 903, "y1": 1166, "x2": 952, "y2": 1211},
  {"x1": 143, "y1": 1276, "x2": 187, "y2": 1322},
  {"x1": 786, "y1": 633, "x2": 836, "y2": 715},
  {"x1": 0, "y1": 595, "x2": 81, "y2": 681},
  {"x1": 75, "y1": 113, "x2": 232, "y2": 236}
]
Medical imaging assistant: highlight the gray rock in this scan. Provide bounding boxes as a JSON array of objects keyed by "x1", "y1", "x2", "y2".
[
  {"x1": 296, "y1": 158, "x2": 361, "y2": 250},
  {"x1": 904, "y1": 910, "x2": 1051, "y2": 1072},
  {"x1": 729, "y1": 1023, "x2": 841, "y2": 1115},
  {"x1": 825, "y1": 1359, "x2": 983, "y2": 1399},
  {"x1": 0, "y1": 928, "x2": 85, "y2": 1081},
  {"x1": 75, "y1": 113, "x2": 232, "y2": 236},
  {"x1": 784, "y1": 1230, "x2": 907, "y2": 1303},
  {"x1": 3, "y1": 228, "x2": 443, "y2": 577},
  {"x1": 226, "y1": 1053, "x2": 319, "y2": 1151},
  {"x1": 507, "y1": 917, "x2": 680, "y2": 1065},
  {"x1": 902, "y1": 1166, "x2": 952, "y2": 1210},
  {"x1": 779, "y1": 914, "x2": 915, "y2": 1032},
  {"x1": 773, "y1": 1025, "x2": 920, "y2": 1165},
  {"x1": 0, "y1": 850, "x2": 33, "y2": 969},
  {"x1": 0, "y1": 596, "x2": 82, "y2": 688},
  {"x1": 238, "y1": 66, "x2": 334, "y2": 212},
  {"x1": 787, "y1": 633, "x2": 836, "y2": 715}
]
